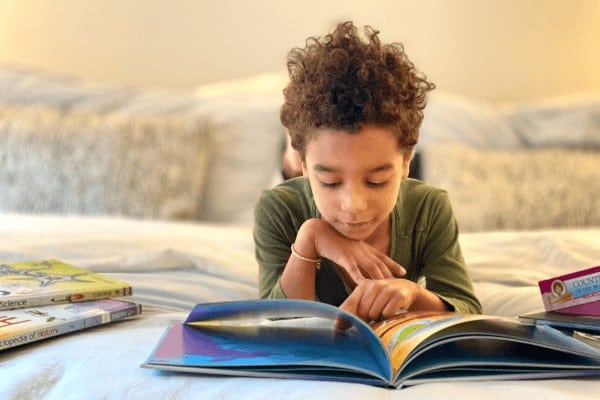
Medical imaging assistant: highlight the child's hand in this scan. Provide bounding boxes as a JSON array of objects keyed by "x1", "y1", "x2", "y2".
[
  {"x1": 339, "y1": 278, "x2": 449, "y2": 324},
  {"x1": 338, "y1": 279, "x2": 419, "y2": 323},
  {"x1": 299, "y1": 219, "x2": 405, "y2": 284},
  {"x1": 324, "y1": 238, "x2": 405, "y2": 284}
]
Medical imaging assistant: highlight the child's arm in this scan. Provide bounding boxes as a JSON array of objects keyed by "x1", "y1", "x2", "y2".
[{"x1": 280, "y1": 218, "x2": 405, "y2": 300}]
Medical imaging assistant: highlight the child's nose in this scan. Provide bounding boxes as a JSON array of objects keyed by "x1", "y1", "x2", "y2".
[{"x1": 340, "y1": 186, "x2": 368, "y2": 213}]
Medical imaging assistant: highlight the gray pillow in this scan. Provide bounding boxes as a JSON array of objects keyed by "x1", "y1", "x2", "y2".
[
  {"x1": 422, "y1": 145, "x2": 600, "y2": 231},
  {"x1": 0, "y1": 105, "x2": 211, "y2": 219}
]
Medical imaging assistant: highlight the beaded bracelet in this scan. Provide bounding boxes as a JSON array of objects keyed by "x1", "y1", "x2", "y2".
[{"x1": 290, "y1": 243, "x2": 321, "y2": 270}]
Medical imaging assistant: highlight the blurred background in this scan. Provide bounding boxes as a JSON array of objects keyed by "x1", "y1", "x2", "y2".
[{"x1": 1, "y1": 0, "x2": 598, "y2": 103}]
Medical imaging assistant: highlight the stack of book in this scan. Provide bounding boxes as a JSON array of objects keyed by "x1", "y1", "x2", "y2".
[
  {"x1": 1, "y1": 259, "x2": 142, "y2": 351},
  {"x1": 519, "y1": 265, "x2": 600, "y2": 333}
]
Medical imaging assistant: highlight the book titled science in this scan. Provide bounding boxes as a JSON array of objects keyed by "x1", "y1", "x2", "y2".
[
  {"x1": 0, "y1": 298, "x2": 142, "y2": 351},
  {"x1": 0, "y1": 259, "x2": 132, "y2": 310}
]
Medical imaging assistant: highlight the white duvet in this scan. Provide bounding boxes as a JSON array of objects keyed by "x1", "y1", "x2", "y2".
[{"x1": 1, "y1": 213, "x2": 599, "y2": 399}]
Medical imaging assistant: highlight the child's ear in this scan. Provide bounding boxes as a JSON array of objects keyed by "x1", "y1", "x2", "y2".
[
  {"x1": 402, "y1": 166, "x2": 410, "y2": 179},
  {"x1": 401, "y1": 149, "x2": 415, "y2": 179}
]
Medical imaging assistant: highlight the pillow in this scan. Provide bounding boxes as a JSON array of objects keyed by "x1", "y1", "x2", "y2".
[
  {"x1": 0, "y1": 64, "x2": 219, "y2": 119},
  {"x1": 418, "y1": 92, "x2": 523, "y2": 149},
  {"x1": 501, "y1": 93, "x2": 600, "y2": 148},
  {"x1": 0, "y1": 105, "x2": 211, "y2": 219},
  {"x1": 0, "y1": 64, "x2": 137, "y2": 112},
  {"x1": 193, "y1": 72, "x2": 288, "y2": 223},
  {"x1": 422, "y1": 145, "x2": 600, "y2": 232}
]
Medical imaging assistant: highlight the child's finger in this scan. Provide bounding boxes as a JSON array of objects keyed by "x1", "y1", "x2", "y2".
[
  {"x1": 344, "y1": 264, "x2": 368, "y2": 284},
  {"x1": 338, "y1": 286, "x2": 363, "y2": 320},
  {"x1": 358, "y1": 259, "x2": 388, "y2": 280},
  {"x1": 382, "y1": 256, "x2": 405, "y2": 277}
]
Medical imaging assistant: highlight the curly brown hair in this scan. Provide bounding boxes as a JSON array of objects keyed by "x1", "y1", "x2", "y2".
[{"x1": 281, "y1": 21, "x2": 435, "y2": 158}]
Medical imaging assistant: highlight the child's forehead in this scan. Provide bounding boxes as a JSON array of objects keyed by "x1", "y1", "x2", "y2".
[
  {"x1": 304, "y1": 127, "x2": 409, "y2": 169},
  {"x1": 306, "y1": 126, "x2": 401, "y2": 151}
]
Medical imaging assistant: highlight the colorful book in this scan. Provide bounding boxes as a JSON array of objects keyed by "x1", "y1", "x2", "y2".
[
  {"x1": 0, "y1": 298, "x2": 142, "y2": 351},
  {"x1": 0, "y1": 259, "x2": 132, "y2": 310},
  {"x1": 537, "y1": 265, "x2": 600, "y2": 316},
  {"x1": 142, "y1": 299, "x2": 600, "y2": 389}
]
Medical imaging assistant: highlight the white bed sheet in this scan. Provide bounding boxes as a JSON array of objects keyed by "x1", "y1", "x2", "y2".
[{"x1": 0, "y1": 213, "x2": 599, "y2": 399}]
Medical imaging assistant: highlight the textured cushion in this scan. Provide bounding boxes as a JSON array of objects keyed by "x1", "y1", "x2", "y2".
[
  {"x1": 0, "y1": 105, "x2": 211, "y2": 219},
  {"x1": 422, "y1": 145, "x2": 600, "y2": 232},
  {"x1": 0, "y1": 66, "x2": 287, "y2": 222}
]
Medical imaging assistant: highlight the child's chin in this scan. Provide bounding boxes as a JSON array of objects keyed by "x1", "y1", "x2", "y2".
[{"x1": 335, "y1": 225, "x2": 374, "y2": 241}]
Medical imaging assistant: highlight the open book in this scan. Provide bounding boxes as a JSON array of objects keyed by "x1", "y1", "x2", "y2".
[{"x1": 142, "y1": 299, "x2": 600, "y2": 388}]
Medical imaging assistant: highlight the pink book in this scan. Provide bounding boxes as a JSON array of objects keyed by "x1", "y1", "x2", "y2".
[{"x1": 538, "y1": 265, "x2": 600, "y2": 316}]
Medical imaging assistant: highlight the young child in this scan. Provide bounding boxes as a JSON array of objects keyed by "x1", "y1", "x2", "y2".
[{"x1": 254, "y1": 21, "x2": 482, "y2": 323}]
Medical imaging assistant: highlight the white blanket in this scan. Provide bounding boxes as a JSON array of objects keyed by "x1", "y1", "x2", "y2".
[{"x1": 1, "y1": 214, "x2": 599, "y2": 399}]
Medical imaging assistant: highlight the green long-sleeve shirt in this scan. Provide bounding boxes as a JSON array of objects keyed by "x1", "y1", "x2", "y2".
[{"x1": 253, "y1": 177, "x2": 482, "y2": 314}]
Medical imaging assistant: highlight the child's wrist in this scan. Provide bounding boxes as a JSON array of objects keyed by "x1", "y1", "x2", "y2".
[
  {"x1": 290, "y1": 243, "x2": 321, "y2": 269},
  {"x1": 296, "y1": 218, "x2": 323, "y2": 260}
]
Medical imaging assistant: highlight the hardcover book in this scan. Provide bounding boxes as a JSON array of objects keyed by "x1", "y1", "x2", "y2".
[
  {"x1": 0, "y1": 259, "x2": 132, "y2": 310},
  {"x1": 142, "y1": 299, "x2": 600, "y2": 388},
  {"x1": 519, "y1": 311, "x2": 600, "y2": 333},
  {"x1": 537, "y1": 265, "x2": 600, "y2": 316},
  {"x1": 0, "y1": 298, "x2": 142, "y2": 351}
]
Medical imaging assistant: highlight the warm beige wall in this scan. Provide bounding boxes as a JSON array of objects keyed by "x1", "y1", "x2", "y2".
[{"x1": 0, "y1": 0, "x2": 598, "y2": 102}]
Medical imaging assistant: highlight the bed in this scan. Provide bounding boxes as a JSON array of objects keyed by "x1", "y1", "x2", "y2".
[{"x1": 1, "y1": 66, "x2": 599, "y2": 399}]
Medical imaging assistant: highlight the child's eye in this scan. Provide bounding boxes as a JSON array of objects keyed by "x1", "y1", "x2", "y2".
[
  {"x1": 367, "y1": 181, "x2": 388, "y2": 187},
  {"x1": 320, "y1": 181, "x2": 341, "y2": 188}
]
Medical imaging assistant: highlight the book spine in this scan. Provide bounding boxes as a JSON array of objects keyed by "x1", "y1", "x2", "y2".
[
  {"x1": 0, "y1": 303, "x2": 141, "y2": 351},
  {"x1": 0, "y1": 316, "x2": 101, "y2": 350},
  {"x1": 0, "y1": 286, "x2": 133, "y2": 311},
  {"x1": 108, "y1": 303, "x2": 142, "y2": 322},
  {"x1": 65, "y1": 286, "x2": 133, "y2": 303}
]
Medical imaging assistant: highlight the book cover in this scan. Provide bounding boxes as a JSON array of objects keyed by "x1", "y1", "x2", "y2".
[
  {"x1": 0, "y1": 298, "x2": 142, "y2": 351},
  {"x1": 538, "y1": 265, "x2": 600, "y2": 316},
  {"x1": 519, "y1": 311, "x2": 600, "y2": 333},
  {"x1": 142, "y1": 299, "x2": 600, "y2": 388},
  {"x1": 0, "y1": 259, "x2": 132, "y2": 310}
]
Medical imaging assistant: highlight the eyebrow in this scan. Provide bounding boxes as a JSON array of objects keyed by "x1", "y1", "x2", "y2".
[{"x1": 313, "y1": 163, "x2": 394, "y2": 173}]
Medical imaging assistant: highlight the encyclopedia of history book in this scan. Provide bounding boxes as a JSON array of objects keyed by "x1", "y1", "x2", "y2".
[
  {"x1": 0, "y1": 298, "x2": 142, "y2": 351},
  {"x1": 142, "y1": 299, "x2": 600, "y2": 388},
  {"x1": 0, "y1": 259, "x2": 132, "y2": 310}
]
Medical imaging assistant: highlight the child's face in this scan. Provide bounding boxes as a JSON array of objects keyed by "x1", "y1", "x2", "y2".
[{"x1": 302, "y1": 126, "x2": 410, "y2": 242}]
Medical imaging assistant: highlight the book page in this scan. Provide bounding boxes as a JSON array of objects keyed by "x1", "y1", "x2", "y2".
[
  {"x1": 371, "y1": 311, "x2": 486, "y2": 374},
  {"x1": 170, "y1": 299, "x2": 394, "y2": 382}
]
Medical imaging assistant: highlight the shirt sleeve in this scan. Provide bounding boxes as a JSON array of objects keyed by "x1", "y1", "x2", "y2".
[
  {"x1": 418, "y1": 190, "x2": 482, "y2": 314},
  {"x1": 253, "y1": 184, "x2": 307, "y2": 300}
]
